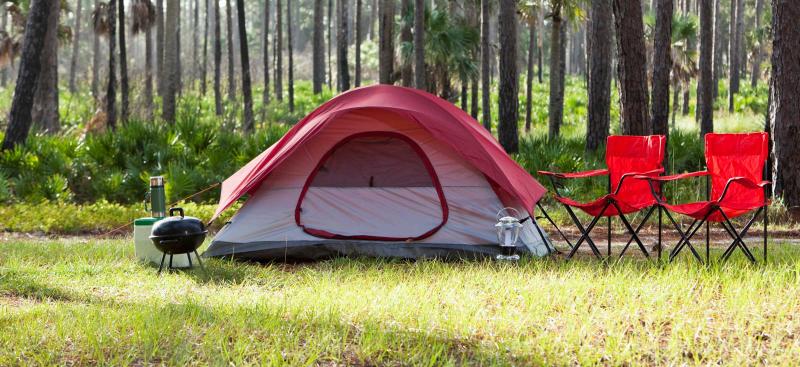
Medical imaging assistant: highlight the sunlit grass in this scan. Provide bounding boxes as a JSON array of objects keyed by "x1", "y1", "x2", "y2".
[{"x1": 1, "y1": 238, "x2": 799, "y2": 365}]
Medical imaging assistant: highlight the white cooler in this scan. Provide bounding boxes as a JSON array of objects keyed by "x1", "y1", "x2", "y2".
[{"x1": 133, "y1": 217, "x2": 199, "y2": 268}]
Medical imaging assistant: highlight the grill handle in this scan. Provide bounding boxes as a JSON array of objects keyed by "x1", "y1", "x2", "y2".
[{"x1": 169, "y1": 207, "x2": 185, "y2": 218}]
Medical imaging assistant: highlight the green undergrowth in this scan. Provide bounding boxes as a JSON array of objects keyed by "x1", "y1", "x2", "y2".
[{"x1": 1, "y1": 238, "x2": 799, "y2": 365}]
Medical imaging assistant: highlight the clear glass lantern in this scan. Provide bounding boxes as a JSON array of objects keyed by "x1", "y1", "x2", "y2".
[{"x1": 495, "y1": 208, "x2": 522, "y2": 261}]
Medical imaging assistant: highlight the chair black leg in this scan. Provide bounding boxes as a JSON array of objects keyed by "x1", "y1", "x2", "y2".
[
  {"x1": 610, "y1": 202, "x2": 649, "y2": 259},
  {"x1": 665, "y1": 210, "x2": 707, "y2": 263},
  {"x1": 719, "y1": 208, "x2": 761, "y2": 263},
  {"x1": 537, "y1": 202, "x2": 573, "y2": 251},
  {"x1": 657, "y1": 206, "x2": 663, "y2": 262},
  {"x1": 158, "y1": 253, "x2": 166, "y2": 274},
  {"x1": 617, "y1": 206, "x2": 656, "y2": 259},
  {"x1": 565, "y1": 203, "x2": 610, "y2": 260},
  {"x1": 607, "y1": 216, "x2": 612, "y2": 257},
  {"x1": 764, "y1": 204, "x2": 768, "y2": 262}
]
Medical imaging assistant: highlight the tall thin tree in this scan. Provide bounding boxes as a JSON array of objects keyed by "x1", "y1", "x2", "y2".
[
  {"x1": 213, "y1": 0, "x2": 223, "y2": 114},
  {"x1": 236, "y1": 0, "x2": 254, "y2": 130},
  {"x1": 712, "y1": 0, "x2": 723, "y2": 99},
  {"x1": 497, "y1": 0, "x2": 518, "y2": 152},
  {"x1": 355, "y1": 0, "x2": 362, "y2": 87},
  {"x1": 727, "y1": 0, "x2": 740, "y2": 111},
  {"x1": 156, "y1": 0, "x2": 164, "y2": 95},
  {"x1": 163, "y1": 0, "x2": 179, "y2": 123},
  {"x1": 413, "y1": 0, "x2": 424, "y2": 89},
  {"x1": 480, "y1": 0, "x2": 490, "y2": 130},
  {"x1": 587, "y1": 0, "x2": 612, "y2": 151},
  {"x1": 275, "y1": 0, "x2": 283, "y2": 100},
  {"x1": 750, "y1": 0, "x2": 763, "y2": 88},
  {"x1": 118, "y1": 0, "x2": 129, "y2": 121},
  {"x1": 225, "y1": 0, "x2": 235, "y2": 101},
  {"x1": 613, "y1": 0, "x2": 650, "y2": 135},
  {"x1": 287, "y1": 0, "x2": 295, "y2": 109},
  {"x1": 106, "y1": 0, "x2": 118, "y2": 128},
  {"x1": 201, "y1": 0, "x2": 209, "y2": 95},
  {"x1": 337, "y1": 0, "x2": 350, "y2": 91},
  {"x1": 313, "y1": 0, "x2": 325, "y2": 93},
  {"x1": 31, "y1": 0, "x2": 60, "y2": 133},
  {"x1": 92, "y1": 0, "x2": 102, "y2": 100},
  {"x1": 651, "y1": 0, "x2": 673, "y2": 137},
  {"x1": 524, "y1": 13, "x2": 536, "y2": 132},
  {"x1": 262, "y1": 0, "x2": 270, "y2": 112},
  {"x1": 1, "y1": 0, "x2": 52, "y2": 151},
  {"x1": 699, "y1": 0, "x2": 714, "y2": 136},
  {"x1": 547, "y1": 2, "x2": 564, "y2": 138},
  {"x1": 399, "y1": 0, "x2": 412, "y2": 86},
  {"x1": 378, "y1": 0, "x2": 394, "y2": 84},
  {"x1": 69, "y1": 0, "x2": 84, "y2": 92}
]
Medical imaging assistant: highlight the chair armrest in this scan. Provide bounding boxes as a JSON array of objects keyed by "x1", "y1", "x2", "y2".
[
  {"x1": 614, "y1": 168, "x2": 665, "y2": 195},
  {"x1": 717, "y1": 177, "x2": 771, "y2": 203},
  {"x1": 537, "y1": 168, "x2": 609, "y2": 179},
  {"x1": 636, "y1": 170, "x2": 709, "y2": 182}
]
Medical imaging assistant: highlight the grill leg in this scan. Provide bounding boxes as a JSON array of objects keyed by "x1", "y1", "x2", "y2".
[
  {"x1": 187, "y1": 252, "x2": 193, "y2": 267},
  {"x1": 194, "y1": 250, "x2": 206, "y2": 273},
  {"x1": 158, "y1": 253, "x2": 166, "y2": 274},
  {"x1": 169, "y1": 254, "x2": 173, "y2": 270}
]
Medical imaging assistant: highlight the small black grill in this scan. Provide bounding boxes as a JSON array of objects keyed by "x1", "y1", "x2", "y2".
[{"x1": 150, "y1": 207, "x2": 207, "y2": 273}]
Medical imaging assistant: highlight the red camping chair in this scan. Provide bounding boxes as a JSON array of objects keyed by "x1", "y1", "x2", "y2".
[
  {"x1": 638, "y1": 132, "x2": 770, "y2": 264},
  {"x1": 538, "y1": 135, "x2": 666, "y2": 260}
]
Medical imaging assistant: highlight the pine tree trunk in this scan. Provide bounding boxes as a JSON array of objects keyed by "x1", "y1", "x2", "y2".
[
  {"x1": 69, "y1": 0, "x2": 83, "y2": 92},
  {"x1": 226, "y1": 0, "x2": 235, "y2": 101},
  {"x1": 548, "y1": 10, "x2": 563, "y2": 139},
  {"x1": 214, "y1": 0, "x2": 223, "y2": 114},
  {"x1": 201, "y1": 0, "x2": 209, "y2": 95},
  {"x1": 378, "y1": 0, "x2": 394, "y2": 84},
  {"x1": 524, "y1": 19, "x2": 535, "y2": 133},
  {"x1": 262, "y1": 0, "x2": 270, "y2": 109},
  {"x1": 156, "y1": 0, "x2": 165, "y2": 96},
  {"x1": 727, "y1": 0, "x2": 738, "y2": 111},
  {"x1": 275, "y1": 0, "x2": 283, "y2": 100},
  {"x1": 0, "y1": 5, "x2": 6, "y2": 87},
  {"x1": 587, "y1": 0, "x2": 612, "y2": 151},
  {"x1": 236, "y1": 0, "x2": 254, "y2": 131},
  {"x1": 92, "y1": 0, "x2": 101, "y2": 100},
  {"x1": 118, "y1": 0, "x2": 129, "y2": 122},
  {"x1": 399, "y1": 0, "x2": 412, "y2": 87},
  {"x1": 699, "y1": 0, "x2": 714, "y2": 136},
  {"x1": 651, "y1": 0, "x2": 673, "y2": 137},
  {"x1": 31, "y1": 0, "x2": 60, "y2": 133},
  {"x1": 413, "y1": 0, "x2": 424, "y2": 89},
  {"x1": 354, "y1": 0, "x2": 362, "y2": 87},
  {"x1": 312, "y1": 0, "x2": 324, "y2": 93},
  {"x1": 497, "y1": 0, "x2": 518, "y2": 153},
  {"x1": 750, "y1": 0, "x2": 763, "y2": 88},
  {"x1": 613, "y1": 0, "x2": 650, "y2": 135},
  {"x1": 163, "y1": 0, "x2": 180, "y2": 123},
  {"x1": 106, "y1": 0, "x2": 118, "y2": 129},
  {"x1": 327, "y1": 0, "x2": 333, "y2": 88},
  {"x1": 712, "y1": 0, "x2": 723, "y2": 99},
  {"x1": 480, "y1": 0, "x2": 490, "y2": 130},
  {"x1": 337, "y1": 0, "x2": 350, "y2": 91},
  {"x1": 145, "y1": 25, "x2": 154, "y2": 120},
  {"x1": 287, "y1": 0, "x2": 295, "y2": 109},
  {"x1": 1, "y1": 0, "x2": 52, "y2": 151},
  {"x1": 192, "y1": 0, "x2": 199, "y2": 85},
  {"x1": 770, "y1": 0, "x2": 800, "y2": 212}
]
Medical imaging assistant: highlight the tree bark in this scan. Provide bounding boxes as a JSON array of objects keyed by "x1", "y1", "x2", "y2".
[
  {"x1": 413, "y1": 0, "x2": 424, "y2": 89},
  {"x1": 497, "y1": 0, "x2": 518, "y2": 153},
  {"x1": 118, "y1": 0, "x2": 129, "y2": 122},
  {"x1": 31, "y1": 0, "x2": 60, "y2": 133},
  {"x1": 287, "y1": 0, "x2": 295, "y2": 109},
  {"x1": 193, "y1": 0, "x2": 200, "y2": 84},
  {"x1": 770, "y1": 0, "x2": 800, "y2": 211},
  {"x1": 163, "y1": 0, "x2": 180, "y2": 123},
  {"x1": 262, "y1": 0, "x2": 270, "y2": 109},
  {"x1": 354, "y1": 0, "x2": 362, "y2": 87},
  {"x1": 378, "y1": 0, "x2": 394, "y2": 84},
  {"x1": 337, "y1": 0, "x2": 350, "y2": 91},
  {"x1": 699, "y1": 0, "x2": 714, "y2": 136},
  {"x1": 106, "y1": 0, "x2": 118, "y2": 129},
  {"x1": 2, "y1": 0, "x2": 52, "y2": 151},
  {"x1": 712, "y1": 0, "x2": 723, "y2": 99},
  {"x1": 587, "y1": 0, "x2": 613, "y2": 151},
  {"x1": 651, "y1": 0, "x2": 673, "y2": 137},
  {"x1": 236, "y1": 0, "x2": 254, "y2": 131},
  {"x1": 92, "y1": 0, "x2": 102, "y2": 100},
  {"x1": 399, "y1": 0, "x2": 412, "y2": 87},
  {"x1": 327, "y1": 0, "x2": 333, "y2": 88},
  {"x1": 727, "y1": 0, "x2": 739, "y2": 111},
  {"x1": 524, "y1": 18, "x2": 535, "y2": 133},
  {"x1": 202, "y1": 0, "x2": 209, "y2": 95},
  {"x1": 750, "y1": 0, "x2": 763, "y2": 88},
  {"x1": 548, "y1": 7, "x2": 563, "y2": 139},
  {"x1": 225, "y1": 0, "x2": 235, "y2": 101},
  {"x1": 480, "y1": 0, "x2": 490, "y2": 130},
  {"x1": 613, "y1": 0, "x2": 650, "y2": 135},
  {"x1": 156, "y1": 0, "x2": 164, "y2": 96},
  {"x1": 275, "y1": 0, "x2": 283, "y2": 100},
  {"x1": 213, "y1": 0, "x2": 223, "y2": 114},
  {"x1": 69, "y1": 0, "x2": 83, "y2": 93},
  {"x1": 145, "y1": 25, "x2": 154, "y2": 120}
]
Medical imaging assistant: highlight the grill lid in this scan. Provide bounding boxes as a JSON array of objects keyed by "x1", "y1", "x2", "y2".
[{"x1": 150, "y1": 207, "x2": 207, "y2": 238}]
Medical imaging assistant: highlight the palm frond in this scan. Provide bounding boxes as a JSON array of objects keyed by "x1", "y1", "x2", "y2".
[
  {"x1": 130, "y1": 0, "x2": 156, "y2": 35},
  {"x1": 92, "y1": 2, "x2": 111, "y2": 36}
]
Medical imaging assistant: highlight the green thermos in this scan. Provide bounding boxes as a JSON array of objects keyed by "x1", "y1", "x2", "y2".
[{"x1": 145, "y1": 176, "x2": 166, "y2": 218}]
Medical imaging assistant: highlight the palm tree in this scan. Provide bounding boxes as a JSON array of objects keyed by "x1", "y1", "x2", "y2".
[
  {"x1": 236, "y1": 0, "x2": 254, "y2": 131},
  {"x1": 313, "y1": 0, "x2": 324, "y2": 93},
  {"x1": 497, "y1": 0, "x2": 518, "y2": 153},
  {"x1": 613, "y1": 0, "x2": 649, "y2": 135},
  {"x1": 287, "y1": 0, "x2": 295, "y2": 109},
  {"x1": 337, "y1": 0, "x2": 350, "y2": 91},
  {"x1": 31, "y1": 0, "x2": 60, "y2": 133},
  {"x1": 68, "y1": 0, "x2": 84, "y2": 92},
  {"x1": 650, "y1": 0, "x2": 673, "y2": 137},
  {"x1": 413, "y1": 0, "x2": 424, "y2": 89},
  {"x1": 118, "y1": 0, "x2": 129, "y2": 122},
  {"x1": 771, "y1": 0, "x2": 800, "y2": 213},
  {"x1": 162, "y1": 0, "x2": 179, "y2": 123},
  {"x1": 131, "y1": 0, "x2": 156, "y2": 119},
  {"x1": 2, "y1": 0, "x2": 52, "y2": 151},
  {"x1": 668, "y1": 15, "x2": 698, "y2": 127},
  {"x1": 378, "y1": 0, "x2": 394, "y2": 84},
  {"x1": 587, "y1": 0, "x2": 612, "y2": 151}
]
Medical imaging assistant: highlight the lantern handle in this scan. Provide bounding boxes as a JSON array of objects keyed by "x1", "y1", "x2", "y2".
[{"x1": 496, "y1": 207, "x2": 520, "y2": 221}]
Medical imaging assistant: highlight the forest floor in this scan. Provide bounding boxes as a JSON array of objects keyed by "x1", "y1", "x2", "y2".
[{"x1": 2, "y1": 237, "x2": 800, "y2": 365}]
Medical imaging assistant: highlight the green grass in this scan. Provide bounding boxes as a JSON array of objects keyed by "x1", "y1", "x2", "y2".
[{"x1": 2, "y1": 238, "x2": 800, "y2": 365}]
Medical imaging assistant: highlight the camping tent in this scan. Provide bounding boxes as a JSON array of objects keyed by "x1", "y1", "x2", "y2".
[{"x1": 205, "y1": 85, "x2": 552, "y2": 260}]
